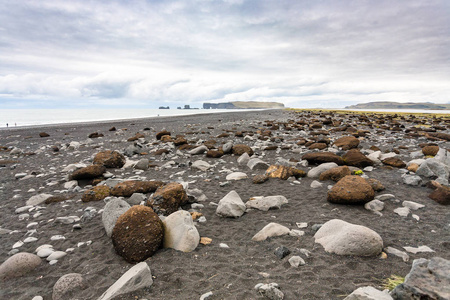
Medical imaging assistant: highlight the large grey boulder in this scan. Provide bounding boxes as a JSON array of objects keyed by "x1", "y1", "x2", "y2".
[
  {"x1": 416, "y1": 158, "x2": 449, "y2": 185},
  {"x1": 162, "y1": 210, "x2": 200, "y2": 252},
  {"x1": 97, "y1": 262, "x2": 153, "y2": 300},
  {"x1": 237, "y1": 152, "x2": 250, "y2": 165},
  {"x1": 0, "y1": 252, "x2": 41, "y2": 279},
  {"x1": 314, "y1": 219, "x2": 383, "y2": 256},
  {"x1": 52, "y1": 273, "x2": 85, "y2": 300},
  {"x1": 307, "y1": 162, "x2": 338, "y2": 178},
  {"x1": 102, "y1": 198, "x2": 131, "y2": 237},
  {"x1": 216, "y1": 191, "x2": 246, "y2": 218},
  {"x1": 344, "y1": 286, "x2": 393, "y2": 300},
  {"x1": 391, "y1": 257, "x2": 450, "y2": 300},
  {"x1": 245, "y1": 196, "x2": 288, "y2": 211},
  {"x1": 252, "y1": 223, "x2": 290, "y2": 241}
]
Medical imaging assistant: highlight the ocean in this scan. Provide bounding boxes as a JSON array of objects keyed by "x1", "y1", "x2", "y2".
[{"x1": 0, "y1": 108, "x2": 260, "y2": 128}]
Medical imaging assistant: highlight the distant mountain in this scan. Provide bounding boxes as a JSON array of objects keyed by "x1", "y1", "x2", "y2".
[
  {"x1": 346, "y1": 101, "x2": 450, "y2": 110},
  {"x1": 203, "y1": 101, "x2": 284, "y2": 109}
]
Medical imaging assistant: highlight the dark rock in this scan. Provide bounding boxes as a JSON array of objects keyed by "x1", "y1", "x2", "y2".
[
  {"x1": 127, "y1": 133, "x2": 145, "y2": 142},
  {"x1": 290, "y1": 168, "x2": 307, "y2": 178},
  {"x1": 308, "y1": 143, "x2": 327, "y2": 150},
  {"x1": 81, "y1": 185, "x2": 110, "y2": 202},
  {"x1": 206, "y1": 150, "x2": 224, "y2": 158},
  {"x1": 154, "y1": 149, "x2": 170, "y2": 155},
  {"x1": 147, "y1": 182, "x2": 188, "y2": 216},
  {"x1": 45, "y1": 195, "x2": 72, "y2": 205},
  {"x1": 327, "y1": 175, "x2": 375, "y2": 204},
  {"x1": 173, "y1": 137, "x2": 187, "y2": 146},
  {"x1": 382, "y1": 157, "x2": 406, "y2": 168},
  {"x1": 88, "y1": 132, "x2": 104, "y2": 138},
  {"x1": 69, "y1": 165, "x2": 106, "y2": 180},
  {"x1": 391, "y1": 257, "x2": 450, "y2": 300},
  {"x1": 93, "y1": 150, "x2": 126, "y2": 168},
  {"x1": 422, "y1": 145, "x2": 439, "y2": 156},
  {"x1": 342, "y1": 149, "x2": 373, "y2": 168},
  {"x1": 274, "y1": 246, "x2": 291, "y2": 259},
  {"x1": 112, "y1": 206, "x2": 164, "y2": 263},
  {"x1": 232, "y1": 144, "x2": 254, "y2": 156},
  {"x1": 366, "y1": 178, "x2": 385, "y2": 192},
  {"x1": 39, "y1": 132, "x2": 50, "y2": 138},
  {"x1": 110, "y1": 180, "x2": 164, "y2": 197},
  {"x1": 428, "y1": 184, "x2": 450, "y2": 205},
  {"x1": 319, "y1": 166, "x2": 351, "y2": 182},
  {"x1": 109, "y1": 127, "x2": 116, "y2": 131},
  {"x1": 302, "y1": 152, "x2": 344, "y2": 165},
  {"x1": 333, "y1": 136, "x2": 360, "y2": 150},
  {"x1": 156, "y1": 130, "x2": 171, "y2": 140}
]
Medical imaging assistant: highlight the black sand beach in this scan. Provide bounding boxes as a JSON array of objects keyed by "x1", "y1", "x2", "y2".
[{"x1": 0, "y1": 109, "x2": 449, "y2": 299}]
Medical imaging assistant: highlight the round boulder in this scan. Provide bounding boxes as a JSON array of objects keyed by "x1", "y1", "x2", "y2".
[
  {"x1": 314, "y1": 219, "x2": 383, "y2": 256},
  {"x1": 327, "y1": 175, "x2": 374, "y2": 204},
  {"x1": 93, "y1": 150, "x2": 126, "y2": 168},
  {"x1": 112, "y1": 206, "x2": 164, "y2": 263},
  {"x1": 0, "y1": 252, "x2": 41, "y2": 280},
  {"x1": 52, "y1": 273, "x2": 85, "y2": 300},
  {"x1": 147, "y1": 182, "x2": 188, "y2": 216},
  {"x1": 422, "y1": 145, "x2": 439, "y2": 156},
  {"x1": 231, "y1": 144, "x2": 254, "y2": 156}
]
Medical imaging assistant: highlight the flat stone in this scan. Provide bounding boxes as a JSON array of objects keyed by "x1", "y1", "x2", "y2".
[
  {"x1": 394, "y1": 207, "x2": 410, "y2": 217},
  {"x1": 344, "y1": 286, "x2": 393, "y2": 300},
  {"x1": 385, "y1": 246, "x2": 409, "y2": 262},
  {"x1": 402, "y1": 201, "x2": 425, "y2": 210},
  {"x1": 245, "y1": 195, "x2": 288, "y2": 211},
  {"x1": 403, "y1": 246, "x2": 435, "y2": 254},
  {"x1": 226, "y1": 172, "x2": 248, "y2": 181},
  {"x1": 252, "y1": 223, "x2": 290, "y2": 242},
  {"x1": 26, "y1": 194, "x2": 53, "y2": 206}
]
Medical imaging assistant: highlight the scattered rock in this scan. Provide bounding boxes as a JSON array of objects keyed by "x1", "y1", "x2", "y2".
[
  {"x1": 0, "y1": 252, "x2": 41, "y2": 279},
  {"x1": 252, "y1": 223, "x2": 290, "y2": 241},
  {"x1": 147, "y1": 182, "x2": 188, "y2": 216},
  {"x1": 39, "y1": 132, "x2": 50, "y2": 138},
  {"x1": 191, "y1": 160, "x2": 212, "y2": 171},
  {"x1": 327, "y1": 175, "x2": 375, "y2": 204},
  {"x1": 265, "y1": 165, "x2": 291, "y2": 180},
  {"x1": 307, "y1": 162, "x2": 339, "y2": 178},
  {"x1": 255, "y1": 282, "x2": 284, "y2": 300},
  {"x1": 52, "y1": 273, "x2": 85, "y2": 300},
  {"x1": 245, "y1": 195, "x2": 288, "y2": 211},
  {"x1": 82, "y1": 185, "x2": 110, "y2": 202},
  {"x1": 288, "y1": 256, "x2": 306, "y2": 267},
  {"x1": 302, "y1": 152, "x2": 344, "y2": 165},
  {"x1": 162, "y1": 210, "x2": 200, "y2": 252},
  {"x1": 102, "y1": 198, "x2": 131, "y2": 237},
  {"x1": 319, "y1": 166, "x2": 351, "y2": 182},
  {"x1": 253, "y1": 174, "x2": 269, "y2": 184},
  {"x1": 93, "y1": 150, "x2": 126, "y2": 168},
  {"x1": 112, "y1": 206, "x2": 164, "y2": 263},
  {"x1": 226, "y1": 172, "x2": 248, "y2": 181},
  {"x1": 69, "y1": 165, "x2": 106, "y2": 180},
  {"x1": 428, "y1": 182, "x2": 450, "y2": 205},
  {"x1": 382, "y1": 157, "x2": 406, "y2": 168},
  {"x1": 314, "y1": 219, "x2": 383, "y2": 256},
  {"x1": 232, "y1": 144, "x2": 254, "y2": 156},
  {"x1": 156, "y1": 130, "x2": 171, "y2": 140},
  {"x1": 333, "y1": 136, "x2": 360, "y2": 150},
  {"x1": 344, "y1": 286, "x2": 393, "y2": 300},
  {"x1": 110, "y1": 180, "x2": 163, "y2": 197},
  {"x1": 274, "y1": 246, "x2": 290, "y2": 259},
  {"x1": 247, "y1": 158, "x2": 270, "y2": 170},
  {"x1": 422, "y1": 145, "x2": 439, "y2": 156},
  {"x1": 343, "y1": 149, "x2": 374, "y2": 168},
  {"x1": 216, "y1": 190, "x2": 246, "y2": 218},
  {"x1": 26, "y1": 193, "x2": 53, "y2": 206}
]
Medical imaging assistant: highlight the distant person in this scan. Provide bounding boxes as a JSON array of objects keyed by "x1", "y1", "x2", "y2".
[
  {"x1": 6, "y1": 123, "x2": 8, "y2": 127},
  {"x1": 15, "y1": 123, "x2": 16, "y2": 126}
]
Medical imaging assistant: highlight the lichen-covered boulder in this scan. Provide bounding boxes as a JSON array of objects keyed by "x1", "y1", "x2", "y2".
[
  {"x1": 232, "y1": 144, "x2": 254, "y2": 156},
  {"x1": 319, "y1": 166, "x2": 351, "y2": 182},
  {"x1": 110, "y1": 180, "x2": 164, "y2": 197},
  {"x1": 81, "y1": 185, "x2": 110, "y2": 202},
  {"x1": 93, "y1": 150, "x2": 126, "y2": 168},
  {"x1": 327, "y1": 175, "x2": 374, "y2": 204},
  {"x1": 147, "y1": 182, "x2": 188, "y2": 216},
  {"x1": 69, "y1": 165, "x2": 106, "y2": 180},
  {"x1": 112, "y1": 206, "x2": 164, "y2": 263},
  {"x1": 302, "y1": 152, "x2": 344, "y2": 165}
]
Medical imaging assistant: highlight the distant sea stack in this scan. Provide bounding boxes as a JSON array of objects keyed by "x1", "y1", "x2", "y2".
[
  {"x1": 203, "y1": 101, "x2": 285, "y2": 109},
  {"x1": 346, "y1": 101, "x2": 450, "y2": 110}
]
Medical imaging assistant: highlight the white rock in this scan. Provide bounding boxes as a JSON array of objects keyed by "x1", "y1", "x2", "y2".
[
  {"x1": 200, "y1": 291, "x2": 213, "y2": 300},
  {"x1": 289, "y1": 230, "x2": 305, "y2": 237},
  {"x1": 162, "y1": 210, "x2": 200, "y2": 252},
  {"x1": 310, "y1": 180, "x2": 323, "y2": 188},
  {"x1": 97, "y1": 262, "x2": 153, "y2": 300},
  {"x1": 50, "y1": 235, "x2": 66, "y2": 241},
  {"x1": 344, "y1": 286, "x2": 393, "y2": 300},
  {"x1": 12, "y1": 241, "x2": 24, "y2": 249},
  {"x1": 219, "y1": 243, "x2": 229, "y2": 248},
  {"x1": 402, "y1": 201, "x2": 425, "y2": 210},
  {"x1": 375, "y1": 194, "x2": 396, "y2": 201},
  {"x1": 363, "y1": 166, "x2": 374, "y2": 172},
  {"x1": 15, "y1": 206, "x2": 33, "y2": 214},
  {"x1": 247, "y1": 158, "x2": 269, "y2": 170},
  {"x1": 402, "y1": 174, "x2": 422, "y2": 186},
  {"x1": 26, "y1": 194, "x2": 53, "y2": 206},
  {"x1": 37, "y1": 248, "x2": 54, "y2": 258},
  {"x1": 288, "y1": 256, "x2": 305, "y2": 267},
  {"x1": 245, "y1": 195, "x2": 288, "y2": 211},
  {"x1": 307, "y1": 162, "x2": 338, "y2": 178},
  {"x1": 394, "y1": 207, "x2": 410, "y2": 217},
  {"x1": 237, "y1": 152, "x2": 250, "y2": 165},
  {"x1": 252, "y1": 223, "x2": 290, "y2": 241},
  {"x1": 47, "y1": 251, "x2": 67, "y2": 261},
  {"x1": 216, "y1": 191, "x2": 246, "y2": 218},
  {"x1": 32, "y1": 296, "x2": 43, "y2": 300},
  {"x1": 35, "y1": 244, "x2": 53, "y2": 252},
  {"x1": 255, "y1": 282, "x2": 284, "y2": 300},
  {"x1": 296, "y1": 222, "x2": 308, "y2": 228},
  {"x1": 364, "y1": 200, "x2": 385, "y2": 212},
  {"x1": 64, "y1": 180, "x2": 78, "y2": 189},
  {"x1": 102, "y1": 198, "x2": 131, "y2": 237},
  {"x1": 191, "y1": 160, "x2": 212, "y2": 171},
  {"x1": 225, "y1": 172, "x2": 248, "y2": 181},
  {"x1": 188, "y1": 145, "x2": 208, "y2": 155},
  {"x1": 314, "y1": 219, "x2": 383, "y2": 256},
  {"x1": 385, "y1": 246, "x2": 409, "y2": 262},
  {"x1": 15, "y1": 173, "x2": 27, "y2": 179},
  {"x1": 23, "y1": 237, "x2": 38, "y2": 243},
  {"x1": 403, "y1": 245, "x2": 434, "y2": 254}
]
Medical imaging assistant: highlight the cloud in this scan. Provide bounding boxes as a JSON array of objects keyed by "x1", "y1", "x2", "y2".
[{"x1": 0, "y1": 0, "x2": 449, "y2": 108}]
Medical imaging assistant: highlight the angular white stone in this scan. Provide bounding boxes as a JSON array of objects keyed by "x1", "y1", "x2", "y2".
[
  {"x1": 344, "y1": 286, "x2": 393, "y2": 300},
  {"x1": 403, "y1": 245, "x2": 434, "y2": 254},
  {"x1": 216, "y1": 191, "x2": 246, "y2": 218},
  {"x1": 402, "y1": 201, "x2": 425, "y2": 210},
  {"x1": 245, "y1": 196, "x2": 288, "y2": 211},
  {"x1": 97, "y1": 262, "x2": 153, "y2": 300},
  {"x1": 47, "y1": 251, "x2": 67, "y2": 261},
  {"x1": 26, "y1": 194, "x2": 53, "y2": 206},
  {"x1": 288, "y1": 256, "x2": 305, "y2": 267},
  {"x1": 162, "y1": 210, "x2": 200, "y2": 252},
  {"x1": 307, "y1": 162, "x2": 338, "y2": 178},
  {"x1": 191, "y1": 160, "x2": 212, "y2": 171},
  {"x1": 385, "y1": 246, "x2": 409, "y2": 262},
  {"x1": 394, "y1": 207, "x2": 410, "y2": 217},
  {"x1": 252, "y1": 223, "x2": 290, "y2": 241},
  {"x1": 225, "y1": 172, "x2": 248, "y2": 181}
]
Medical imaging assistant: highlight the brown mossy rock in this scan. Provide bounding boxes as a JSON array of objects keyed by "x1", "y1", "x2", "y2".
[
  {"x1": 333, "y1": 136, "x2": 360, "y2": 150},
  {"x1": 206, "y1": 150, "x2": 224, "y2": 158},
  {"x1": 69, "y1": 165, "x2": 106, "y2": 180},
  {"x1": 422, "y1": 145, "x2": 439, "y2": 156},
  {"x1": 319, "y1": 166, "x2": 351, "y2": 182},
  {"x1": 110, "y1": 180, "x2": 164, "y2": 197},
  {"x1": 342, "y1": 149, "x2": 373, "y2": 168},
  {"x1": 108, "y1": 126, "x2": 116, "y2": 131},
  {"x1": 173, "y1": 136, "x2": 187, "y2": 146},
  {"x1": 382, "y1": 157, "x2": 406, "y2": 168},
  {"x1": 302, "y1": 152, "x2": 344, "y2": 165},
  {"x1": 252, "y1": 174, "x2": 269, "y2": 184},
  {"x1": 93, "y1": 150, "x2": 126, "y2": 168},
  {"x1": 265, "y1": 165, "x2": 291, "y2": 180},
  {"x1": 111, "y1": 206, "x2": 164, "y2": 263},
  {"x1": 45, "y1": 195, "x2": 72, "y2": 204},
  {"x1": 232, "y1": 144, "x2": 254, "y2": 156},
  {"x1": 327, "y1": 175, "x2": 375, "y2": 204},
  {"x1": 290, "y1": 167, "x2": 306, "y2": 178},
  {"x1": 88, "y1": 132, "x2": 104, "y2": 138},
  {"x1": 39, "y1": 132, "x2": 50, "y2": 138},
  {"x1": 147, "y1": 182, "x2": 188, "y2": 216},
  {"x1": 154, "y1": 149, "x2": 170, "y2": 155},
  {"x1": 127, "y1": 133, "x2": 145, "y2": 142},
  {"x1": 160, "y1": 135, "x2": 172, "y2": 142},
  {"x1": 156, "y1": 130, "x2": 171, "y2": 140},
  {"x1": 408, "y1": 163, "x2": 419, "y2": 172},
  {"x1": 426, "y1": 132, "x2": 450, "y2": 141},
  {"x1": 366, "y1": 178, "x2": 385, "y2": 192},
  {"x1": 428, "y1": 184, "x2": 450, "y2": 205},
  {"x1": 308, "y1": 143, "x2": 327, "y2": 150},
  {"x1": 82, "y1": 185, "x2": 110, "y2": 202},
  {"x1": 178, "y1": 144, "x2": 195, "y2": 151}
]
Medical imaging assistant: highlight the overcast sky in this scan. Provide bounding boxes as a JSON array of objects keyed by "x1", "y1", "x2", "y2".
[{"x1": 1, "y1": 0, "x2": 449, "y2": 108}]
